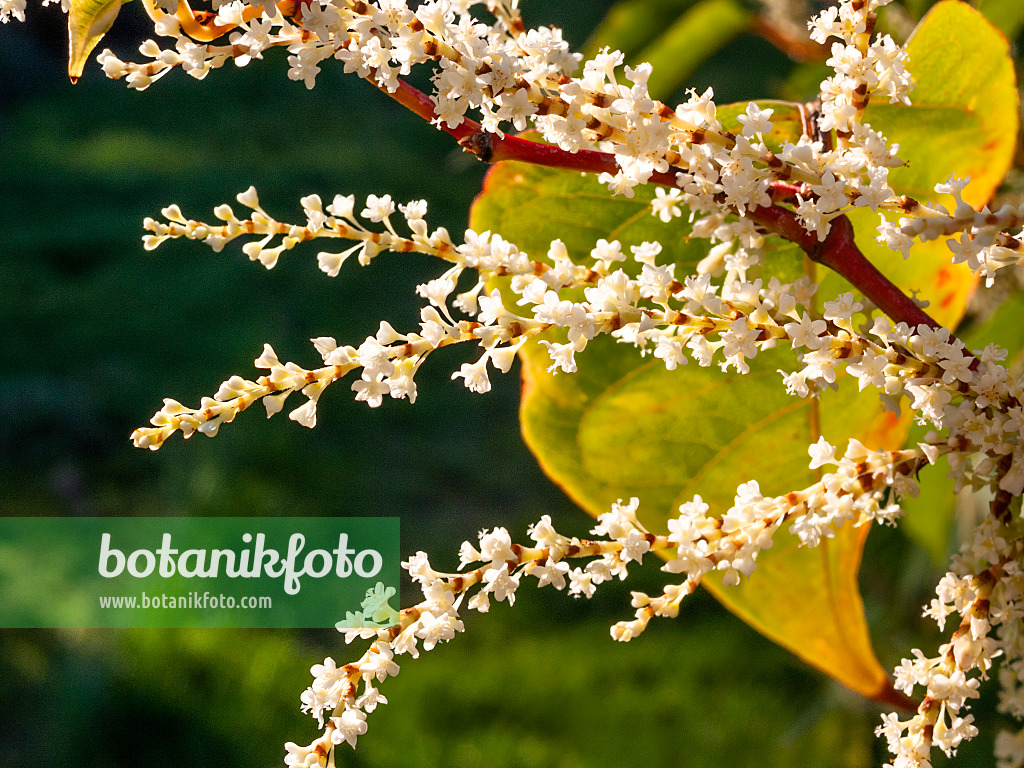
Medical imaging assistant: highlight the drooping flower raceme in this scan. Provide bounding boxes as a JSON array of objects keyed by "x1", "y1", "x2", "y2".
[{"x1": 289, "y1": 439, "x2": 930, "y2": 761}]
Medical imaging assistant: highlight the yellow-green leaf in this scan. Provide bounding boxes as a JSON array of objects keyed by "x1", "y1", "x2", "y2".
[
  {"x1": 863, "y1": 0, "x2": 1018, "y2": 209},
  {"x1": 68, "y1": 0, "x2": 125, "y2": 82},
  {"x1": 975, "y1": 0, "x2": 1024, "y2": 40},
  {"x1": 517, "y1": 332, "x2": 912, "y2": 702}
]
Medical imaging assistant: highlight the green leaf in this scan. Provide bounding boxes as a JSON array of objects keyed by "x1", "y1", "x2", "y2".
[
  {"x1": 68, "y1": 0, "x2": 125, "y2": 82},
  {"x1": 583, "y1": 0, "x2": 752, "y2": 101},
  {"x1": 471, "y1": 0, "x2": 1014, "y2": 701},
  {"x1": 863, "y1": 0, "x2": 1018, "y2": 209}
]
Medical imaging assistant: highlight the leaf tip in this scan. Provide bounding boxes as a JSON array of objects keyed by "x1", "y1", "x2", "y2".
[{"x1": 67, "y1": 0, "x2": 124, "y2": 82}]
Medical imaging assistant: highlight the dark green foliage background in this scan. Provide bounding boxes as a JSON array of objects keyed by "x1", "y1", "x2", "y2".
[{"x1": 0, "y1": 2, "x2": 1016, "y2": 767}]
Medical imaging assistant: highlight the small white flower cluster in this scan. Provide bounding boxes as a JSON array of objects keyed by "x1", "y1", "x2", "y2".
[
  {"x1": 94, "y1": 0, "x2": 570, "y2": 103},
  {"x1": 0, "y1": 0, "x2": 63, "y2": 24},
  {"x1": 617, "y1": 440, "x2": 925, "y2": 639},
  {"x1": 144, "y1": 185, "x2": 448, "y2": 271},
  {"x1": 288, "y1": 644, "x2": 395, "y2": 763},
  {"x1": 335, "y1": 581, "x2": 400, "y2": 630},
  {"x1": 877, "y1": 175, "x2": 1024, "y2": 286},
  {"x1": 89, "y1": 0, "x2": 926, "y2": 248},
  {"x1": 809, "y1": 0, "x2": 912, "y2": 134},
  {"x1": 130, "y1": 341, "x2": 352, "y2": 448},
  {"x1": 878, "y1": 522, "x2": 1024, "y2": 767},
  {"x1": 134, "y1": 186, "x2": 1024, "y2": 548},
  {"x1": 287, "y1": 440, "x2": 928, "y2": 764},
  {"x1": 0, "y1": 0, "x2": 26, "y2": 23}
]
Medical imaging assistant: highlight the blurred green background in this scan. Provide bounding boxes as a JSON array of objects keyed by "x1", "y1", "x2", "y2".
[{"x1": 1, "y1": 1, "x2": 1021, "y2": 767}]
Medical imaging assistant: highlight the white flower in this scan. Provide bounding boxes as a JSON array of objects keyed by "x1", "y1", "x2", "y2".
[
  {"x1": 808, "y1": 437, "x2": 836, "y2": 469},
  {"x1": 651, "y1": 188, "x2": 683, "y2": 222},
  {"x1": 452, "y1": 357, "x2": 491, "y2": 393},
  {"x1": 736, "y1": 102, "x2": 773, "y2": 137},
  {"x1": 415, "y1": 610, "x2": 464, "y2": 649},
  {"x1": 784, "y1": 313, "x2": 826, "y2": 351},
  {"x1": 568, "y1": 567, "x2": 597, "y2": 598},
  {"x1": 541, "y1": 340, "x2": 577, "y2": 374},
  {"x1": 619, "y1": 529, "x2": 650, "y2": 564},
  {"x1": 329, "y1": 707, "x2": 368, "y2": 748},
  {"x1": 531, "y1": 560, "x2": 570, "y2": 589},
  {"x1": 358, "y1": 643, "x2": 400, "y2": 683},
  {"x1": 362, "y1": 194, "x2": 396, "y2": 222},
  {"x1": 478, "y1": 527, "x2": 515, "y2": 565},
  {"x1": 482, "y1": 565, "x2": 521, "y2": 603}
]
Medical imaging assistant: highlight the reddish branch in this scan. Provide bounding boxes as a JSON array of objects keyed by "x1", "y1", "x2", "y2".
[
  {"x1": 378, "y1": 76, "x2": 944, "y2": 334},
  {"x1": 751, "y1": 15, "x2": 829, "y2": 63},
  {"x1": 810, "y1": 216, "x2": 941, "y2": 331}
]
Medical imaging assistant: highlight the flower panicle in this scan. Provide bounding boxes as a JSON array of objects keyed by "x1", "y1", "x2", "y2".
[
  {"x1": 290, "y1": 440, "x2": 931, "y2": 763},
  {"x1": 879, "y1": 525, "x2": 1024, "y2": 766},
  {"x1": 133, "y1": 186, "x2": 1024, "y2": 481},
  {"x1": 130, "y1": 344, "x2": 357, "y2": 449},
  {"x1": 46, "y1": 0, "x2": 1024, "y2": 271},
  {"x1": 142, "y1": 186, "x2": 457, "y2": 273},
  {"x1": 100, "y1": 0, "x2": 929, "y2": 242}
]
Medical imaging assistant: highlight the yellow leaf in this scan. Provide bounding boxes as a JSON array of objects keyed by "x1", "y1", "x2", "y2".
[{"x1": 68, "y1": 0, "x2": 124, "y2": 82}]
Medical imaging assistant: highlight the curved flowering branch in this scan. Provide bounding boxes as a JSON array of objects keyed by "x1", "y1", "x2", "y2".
[
  {"x1": 132, "y1": 185, "x2": 1022, "y2": 472},
  {"x1": 811, "y1": 213, "x2": 941, "y2": 332},
  {"x1": 879, "y1": 530, "x2": 1024, "y2": 766},
  {"x1": 287, "y1": 439, "x2": 929, "y2": 764},
  {"x1": 14, "y1": 0, "x2": 1023, "y2": 307}
]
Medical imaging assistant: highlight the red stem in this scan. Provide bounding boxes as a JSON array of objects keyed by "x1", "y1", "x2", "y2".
[
  {"x1": 379, "y1": 76, "x2": 943, "y2": 332},
  {"x1": 810, "y1": 216, "x2": 940, "y2": 331},
  {"x1": 386, "y1": 79, "x2": 479, "y2": 141}
]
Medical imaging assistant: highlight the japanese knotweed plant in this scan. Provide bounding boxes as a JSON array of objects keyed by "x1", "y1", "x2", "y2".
[{"x1": 10, "y1": 0, "x2": 1024, "y2": 763}]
